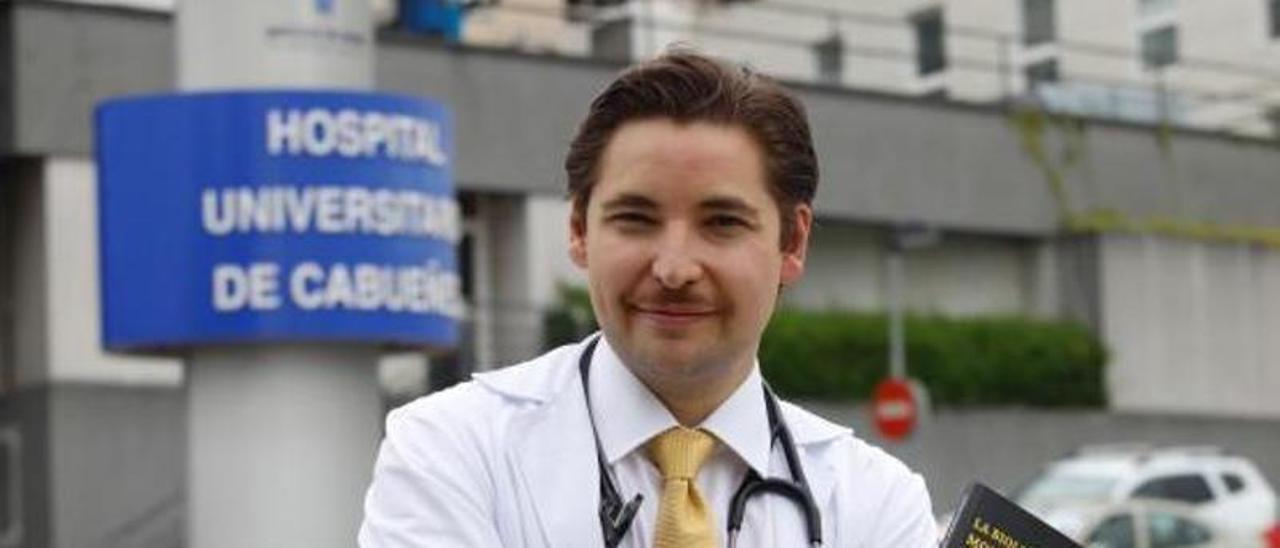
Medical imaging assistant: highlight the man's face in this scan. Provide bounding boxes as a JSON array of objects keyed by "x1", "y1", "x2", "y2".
[{"x1": 569, "y1": 118, "x2": 811, "y2": 388}]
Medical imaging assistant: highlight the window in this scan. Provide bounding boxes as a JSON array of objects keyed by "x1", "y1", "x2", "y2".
[
  {"x1": 1271, "y1": 0, "x2": 1280, "y2": 38},
  {"x1": 567, "y1": 0, "x2": 628, "y2": 22},
  {"x1": 1139, "y1": 0, "x2": 1176, "y2": 16},
  {"x1": 1088, "y1": 513, "x2": 1136, "y2": 548},
  {"x1": 1221, "y1": 473, "x2": 1245, "y2": 493},
  {"x1": 814, "y1": 32, "x2": 844, "y2": 85},
  {"x1": 1015, "y1": 471, "x2": 1119, "y2": 509},
  {"x1": 0, "y1": 180, "x2": 13, "y2": 397},
  {"x1": 567, "y1": 0, "x2": 627, "y2": 7},
  {"x1": 1141, "y1": 26, "x2": 1179, "y2": 69},
  {"x1": 1148, "y1": 512, "x2": 1213, "y2": 547},
  {"x1": 1133, "y1": 474, "x2": 1214, "y2": 505},
  {"x1": 912, "y1": 8, "x2": 946, "y2": 76},
  {"x1": 1025, "y1": 59, "x2": 1060, "y2": 89},
  {"x1": 0, "y1": 445, "x2": 9, "y2": 541},
  {"x1": 0, "y1": 426, "x2": 20, "y2": 546},
  {"x1": 1022, "y1": 0, "x2": 1056, "y2": 45}
]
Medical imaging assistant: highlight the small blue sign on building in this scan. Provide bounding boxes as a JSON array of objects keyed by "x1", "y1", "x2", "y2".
[{"x1": 96, "y1": 90, "x2": 461, "y2": 351}]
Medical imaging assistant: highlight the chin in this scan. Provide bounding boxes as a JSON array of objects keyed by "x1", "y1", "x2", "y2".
[{"x1": 631, "y1": 338, "x2": 728, "y2": 382}]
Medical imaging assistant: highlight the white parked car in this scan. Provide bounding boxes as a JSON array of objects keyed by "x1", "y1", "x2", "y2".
[
  {"x1": 1050, "y1": 500, "x2": 1256, "y2": 548},
  {"x1": 1014, "y1": 445, "x2": 1278, "y2": 545}
]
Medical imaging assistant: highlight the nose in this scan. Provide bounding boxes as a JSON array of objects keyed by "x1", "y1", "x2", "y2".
[{"x1": 650, "y1": 224, "x2": 704, "y2": 289}]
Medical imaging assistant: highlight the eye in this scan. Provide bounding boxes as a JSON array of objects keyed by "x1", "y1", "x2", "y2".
[
  {"x1": 706, "y1": 214, "x2": 750, "y2": 231},
  {"x1": 605, "y1": 212, "x2": 656, "y2": 228}
]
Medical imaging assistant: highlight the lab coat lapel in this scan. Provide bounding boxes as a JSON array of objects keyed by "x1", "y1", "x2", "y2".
[
  {"x1": 780, "y1": 401, "x2": 848, "y2": 513},
  {"x1": 508, "y1": 364, "x2": 602, "y2": 548},
  {"x1": 799, "y1": 443, "x2": 837, "y2": 520}
]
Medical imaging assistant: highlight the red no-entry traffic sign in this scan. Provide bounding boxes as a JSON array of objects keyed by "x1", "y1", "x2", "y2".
[{"x1": 873, "y1": 378, "x2": 918, "y2": 441}]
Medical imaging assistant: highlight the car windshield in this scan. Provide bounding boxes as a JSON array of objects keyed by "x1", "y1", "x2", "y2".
[{"x1": 1015, "y1": 470, "x2": 1119, "y2": 510}]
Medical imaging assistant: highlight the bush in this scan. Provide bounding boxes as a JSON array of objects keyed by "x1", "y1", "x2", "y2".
[
  {"x1": 542, "y1": 284, "x2": 597, "y2": 350},
  {"x1": 759, "y1": 309, "x2": 1107, "y2": 407}
]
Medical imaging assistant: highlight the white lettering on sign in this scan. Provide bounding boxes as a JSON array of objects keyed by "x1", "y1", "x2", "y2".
[
  {"x1": 875, "y1": 401, "x2": 915, "y2": 421},
  {"x1": 200, "y1": 186, "x2": 461, "y2": 242},
  {"x1": 266, "y1": 108, "x2": 447, "y2": 166},
  {"x1": 211, "y1": 261, "x2": 463, "y2": 318},
  {"x1": 288, "y1": 261, "x2": 464, "y2": 318},
  {"x1": 211, "y1": 263, "x2": 281, "y2": 312}
]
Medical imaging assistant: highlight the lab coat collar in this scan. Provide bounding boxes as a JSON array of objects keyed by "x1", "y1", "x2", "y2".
[
  {"x1": 472, "y1": 342, "x2": 579, "y2": 403},
  {"x1": 779, "y1": 399, "x2": 852, "y2": 446},
  {"x1": 473, "y1": 335, "x2": 853, "y2": 449},
  {"x1": 698, "y1": 363, "x2": 771, "y2": 476}
]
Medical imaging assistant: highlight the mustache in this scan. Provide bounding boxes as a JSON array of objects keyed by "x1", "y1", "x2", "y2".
[{"x1": 631, "y1": 287, "x2": 716, "y2": 309}]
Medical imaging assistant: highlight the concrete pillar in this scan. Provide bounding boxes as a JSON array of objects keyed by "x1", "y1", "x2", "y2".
[
  {"x1": 175, "y1": 2, "x2": 384, "y2": 546},
  {"x1": 187, "y1": 346, "x2": 379, "y2": 547}
]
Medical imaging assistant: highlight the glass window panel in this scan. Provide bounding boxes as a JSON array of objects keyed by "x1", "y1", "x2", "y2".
[
  {"x1": 1133, "y1": 474, "x2": 1214, "y2": 505},
  {"x1": 1221, "y1": 473, "x2": 1245, "y2": 494},
  {"x1": 1023, "y1": 0, "x2": 1056, "y2": 45},
  {"x1": 1139, "y1": 0, "x2": 1176, "y2": 16},
  {"x1": 1088, "y1": 513, "x2": 1137, "y2": 548},
  {"x1": 1148, "y1": 512, "x2": 1213, "y2": 547},
  {"x1": 1025, "y1": 59, "x2": 1060, "y2": 89},
  {"x1": 913, "y1": 8, "x2": 946, "y2": 76},
  {"x1": 1271, "y1": 0, "x2": 1280, "y2": 38},
  {"x1": 1141, "y1": 26, "x2": 1179, "y2": 69}
]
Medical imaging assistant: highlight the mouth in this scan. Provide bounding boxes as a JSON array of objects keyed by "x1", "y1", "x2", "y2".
[{"x1": 630, "y1": 305, "x2": 716, "y2": 328}]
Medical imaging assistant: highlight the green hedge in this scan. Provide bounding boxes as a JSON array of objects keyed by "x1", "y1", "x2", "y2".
[
  {"x1": 542, "y1": 291, "x2": 1107, "y2": 407},
  {"x1": 759, "y1": 310, "x2": 1107, "y2": 407},
  {"x1": 542, "y1": 284, "x2": 598, "y2": 351}
]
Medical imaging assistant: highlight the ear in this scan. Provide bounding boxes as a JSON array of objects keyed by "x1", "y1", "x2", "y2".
[
  {"x1": 569, "y1": 210, "x2": 588, "y2": 269},
  {"x1": 780, "y1": 204, "x2": 812, "y2": 286}
]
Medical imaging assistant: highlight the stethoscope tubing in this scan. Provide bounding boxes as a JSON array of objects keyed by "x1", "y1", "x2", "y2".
[{"x1": 578, "y1": 336, "x2": 824, "y2": 547}]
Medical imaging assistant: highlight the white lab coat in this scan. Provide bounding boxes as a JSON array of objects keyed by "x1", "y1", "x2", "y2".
[{"x1": 359, "y1": 339, "x2": 938, "y2": 547}]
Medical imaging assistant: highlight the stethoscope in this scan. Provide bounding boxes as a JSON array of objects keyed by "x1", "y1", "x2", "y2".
[{"x1": 577, "y1": 336, "x2": 824, "y2": 547}]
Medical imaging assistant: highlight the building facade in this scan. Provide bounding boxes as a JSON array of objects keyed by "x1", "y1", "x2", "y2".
[{"x1": 466, "y1": 0, "x2": 1280, "y2": 136}]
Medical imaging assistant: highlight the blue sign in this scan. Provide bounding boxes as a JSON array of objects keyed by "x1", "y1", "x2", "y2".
[
  {"x1": 96, "y1": 90, "x2": 461, "y2": 351},
  {"x1": 402, "y1": 0, "x2": 465, "y2": 41}
]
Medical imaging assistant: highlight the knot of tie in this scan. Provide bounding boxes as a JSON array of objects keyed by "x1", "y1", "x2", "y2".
[
  {"x1": 647, "y1": 427, "x2": 717, "y2": 481},
  {"x1": 646, "y1": 427, "x2": 719, "y2": 548}
]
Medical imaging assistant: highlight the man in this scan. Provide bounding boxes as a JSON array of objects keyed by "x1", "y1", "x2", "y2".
[{"x1": 359, "y1": 50, "x2": 937, "y2": 547}]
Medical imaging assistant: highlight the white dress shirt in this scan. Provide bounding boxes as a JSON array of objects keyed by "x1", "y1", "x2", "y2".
[{"x1": 589, "y1": 336, "x2": 822, "y2": 548}]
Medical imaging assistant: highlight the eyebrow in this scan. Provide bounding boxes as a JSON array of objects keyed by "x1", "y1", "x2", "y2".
[
  {"x1": 598, "y1": 192, "x2": 762, "y2": 219},
  {"x1": 600, "y1": 193, "x2": 657, "y2": 212},
  {"x1": 700, "y1": 196, "x2": 761, "y2": 220}
]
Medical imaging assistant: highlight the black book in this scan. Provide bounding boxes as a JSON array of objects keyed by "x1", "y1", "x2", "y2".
[{"x1": 940, "y1": 483, "x2": 1081, "y2": 548}]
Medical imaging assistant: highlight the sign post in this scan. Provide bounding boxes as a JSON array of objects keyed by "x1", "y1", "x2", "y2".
[
  {"x1": 95, "y1": 2, "x2": 461, "y2": 546},
  {"x1": 876, "y1": 223, "x2": 938, "y2": 441}
]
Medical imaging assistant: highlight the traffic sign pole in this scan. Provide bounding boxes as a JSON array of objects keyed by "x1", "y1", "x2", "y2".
[{"x1": 887, "y1": 248, "x2": 906, "y2": 380}]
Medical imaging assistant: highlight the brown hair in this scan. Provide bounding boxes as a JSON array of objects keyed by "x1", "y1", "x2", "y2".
[{"x1": 564, "y1": 49, "x2": 818, "y2": 247}]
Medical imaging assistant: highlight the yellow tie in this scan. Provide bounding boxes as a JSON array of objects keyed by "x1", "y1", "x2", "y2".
[{"x1": 647, "y1": 427, "x2": 719, "y2": 548}]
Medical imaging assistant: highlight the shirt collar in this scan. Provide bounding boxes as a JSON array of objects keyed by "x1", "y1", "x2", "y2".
[{"x1": 588, "y1": 335, "x2": 772, "y2": 476}]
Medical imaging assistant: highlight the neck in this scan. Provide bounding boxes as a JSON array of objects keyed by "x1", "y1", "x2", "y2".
[{"x1": 646, "y1": 361, "x2": 753, "y2": 426}]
